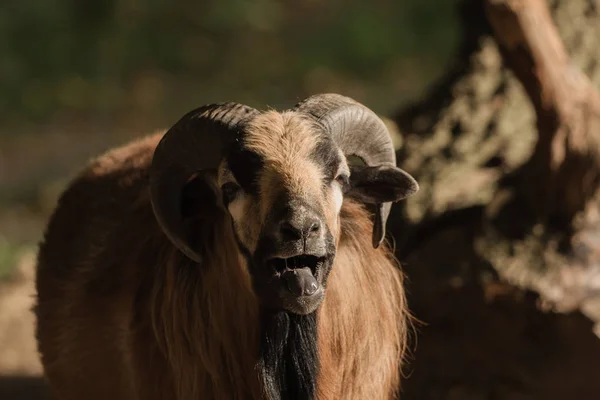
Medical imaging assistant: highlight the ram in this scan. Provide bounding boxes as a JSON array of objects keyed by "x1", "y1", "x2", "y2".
[{"x1": 34, "y1": 93, "x2": 419, "y2": 400}]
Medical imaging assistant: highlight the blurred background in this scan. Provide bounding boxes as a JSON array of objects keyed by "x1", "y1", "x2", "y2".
[
  {"x1": 0, "y1": 0, "x2": 458, "y2": 279},
  {"x1": 2, "y1": 0, "x2": 600, "y2": 399}
]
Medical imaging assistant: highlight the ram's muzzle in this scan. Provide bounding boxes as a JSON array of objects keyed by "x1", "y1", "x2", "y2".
[{"x1": 252, "y1": 198, "x2": 336, "y2": 315}]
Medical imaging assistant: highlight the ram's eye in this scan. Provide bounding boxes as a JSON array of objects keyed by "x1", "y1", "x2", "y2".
[
  {"x1": 334, "y1": 174, "x2": 350, "y2": 192},
  {"x1": 221, "y1": 182, "x2": 241, "y2": 205}
]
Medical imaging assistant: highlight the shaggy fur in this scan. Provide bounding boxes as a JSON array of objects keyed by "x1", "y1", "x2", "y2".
[
  {"x1": 258, "y1": 311, "x2": 320, "y2": 400},
  {"x1": 35, "y1": 132, "x2": 408, "y2": 400}
]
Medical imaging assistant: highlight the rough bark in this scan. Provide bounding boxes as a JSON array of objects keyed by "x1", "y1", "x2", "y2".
[
  {"x1": 485, "y1": 0, "x2": 600, "y2": 227},
  {"x1": 391, "y1": 0, "x2": 600, "y2": 398}
]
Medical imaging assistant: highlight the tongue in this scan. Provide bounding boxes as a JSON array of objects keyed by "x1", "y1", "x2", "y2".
[{"x1": 282, "y1": 267, "x2": 318, "y2": 297}]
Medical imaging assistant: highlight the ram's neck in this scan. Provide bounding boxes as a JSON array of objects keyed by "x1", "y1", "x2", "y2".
[
  {"x1": 150, "y1": 200, "x2": 407, "y2": 399},
  {"x1": 315, "y1": 200, "x2": 408, "y2": 399}
]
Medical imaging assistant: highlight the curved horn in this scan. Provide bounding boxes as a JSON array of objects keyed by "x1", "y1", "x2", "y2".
[
  {"x1": 150, "y1": 103, "x2": 259, "y2": 262},
  {"x1": 293, "y1": 93, "x2": 418, "y2": 248}
]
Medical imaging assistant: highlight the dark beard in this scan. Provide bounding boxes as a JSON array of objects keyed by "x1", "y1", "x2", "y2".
[{"x1": 257, "y1": 310, "x2": 319, "y2": 400}]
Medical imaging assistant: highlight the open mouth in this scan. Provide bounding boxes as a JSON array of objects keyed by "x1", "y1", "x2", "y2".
[
  {"x1": 267, "y1": 255, "x2": 326, "y2": 297},
  {"x1": 268, "y1": 255, "x2": 325, "y2": 276}
]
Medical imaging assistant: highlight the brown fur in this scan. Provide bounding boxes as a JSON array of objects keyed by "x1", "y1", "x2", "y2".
[
  {"x1": 35, "y1": 132, "x2": 408, "y2": 399},
  {"x1": 318, "y1": 201, "x2": 408, "y2": 399},
  {"x1": 219, "y1": 111, "x2": 342, "y2": 253},
  {"x1": 245, "y1": 111, "x2": 325, "y2": 204}
]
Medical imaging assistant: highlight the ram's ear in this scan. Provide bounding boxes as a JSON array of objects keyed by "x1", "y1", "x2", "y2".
[
  {"x1": 180, "y1": 170, "x2": 220, "y2": 222},
  {"x1": 348, "y1": 164, "x2": 419, "y2": 204}
]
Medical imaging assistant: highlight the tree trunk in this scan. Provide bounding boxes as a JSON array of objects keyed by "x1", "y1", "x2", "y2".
[
  {"x1": 486, "y1": 0, "x2": 600, "y2": 226},
  {"x1": 392, "y1": 0, "x2": 600, "y2": 398}
]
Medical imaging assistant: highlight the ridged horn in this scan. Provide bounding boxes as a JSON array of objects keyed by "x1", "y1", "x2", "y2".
[
  {"x1": 149, "y1": 103, "x2": 259, "y2": 262},
  {"x1": 293, "y1": 93, "x2": 418, "y2": 248}
]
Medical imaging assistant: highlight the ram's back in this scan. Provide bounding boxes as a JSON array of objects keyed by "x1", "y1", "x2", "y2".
[{"x1": 35, "y1": 132, "x2": 172, "y2": 400}]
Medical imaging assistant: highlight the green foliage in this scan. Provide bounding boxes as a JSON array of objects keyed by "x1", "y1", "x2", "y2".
[
  {"x1": 0, "y1": 0, "x2": 460, "y2": 125},
  {"x1": 0, "y1": 236, "x2": 29, "y2": 280}
]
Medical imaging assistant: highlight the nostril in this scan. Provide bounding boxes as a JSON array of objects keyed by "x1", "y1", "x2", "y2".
[
  {"x1": 309, "y1": 221, "x2": 320, "y2": 233},
  {"x1": 278, "y1": 217, "x2": 321, "y2": 241},
  {"x1": 280, "y1": 221, "x2": 302, "y2": 240}
]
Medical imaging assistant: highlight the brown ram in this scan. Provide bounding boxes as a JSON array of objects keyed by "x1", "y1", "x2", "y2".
[{"x1": 35, "y1": 93, "x2": 419, "y2": 399}]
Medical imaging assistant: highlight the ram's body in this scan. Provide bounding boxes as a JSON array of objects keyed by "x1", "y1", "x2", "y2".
[{"x1": 35, "y1": 95, "x2": 417, "y2": 400}]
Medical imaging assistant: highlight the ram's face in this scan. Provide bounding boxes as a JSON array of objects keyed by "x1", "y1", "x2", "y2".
[{"x1": 218, "y1": 111, "x2": 348, "y2": 315}]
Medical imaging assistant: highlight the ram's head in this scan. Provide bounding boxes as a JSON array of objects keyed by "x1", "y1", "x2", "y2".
[{"x1": 150, "y1": 94, "x2": 418, "y2": 315}]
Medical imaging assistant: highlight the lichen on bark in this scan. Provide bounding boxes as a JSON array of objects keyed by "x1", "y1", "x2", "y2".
[{"x1": 393, "y1": 1, "x2": 600, "y2": 398}]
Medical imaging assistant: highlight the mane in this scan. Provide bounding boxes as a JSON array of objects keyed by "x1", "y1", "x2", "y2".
[
  {"x1": 149, "y1": 204, "x2": 262, "y2": 399},
  {"x1": 148, "y1": 197, "x2": 408, "y2": 399},
  {"x1": 317, "y1": 200, "x2": 409, "y2": 398},
  {"x1": 258, "y1": 311, "x2": 319, "y2": 400}
]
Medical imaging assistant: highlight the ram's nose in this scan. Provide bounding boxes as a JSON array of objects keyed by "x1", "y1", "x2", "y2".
[
  {"x1": 278, "y1": 214, "x2": 321, "y2": 242},
  {"x1": 266, "y1": 201, "x2": 325, "y2": 251}
]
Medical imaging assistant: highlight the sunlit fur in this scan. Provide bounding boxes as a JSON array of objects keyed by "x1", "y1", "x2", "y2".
[
  {"x1": 318, "y1": 200, "x2": 408, "y2": 398},
  {"x1": 35, "y1": 130, "x2": 409, "y2": 399},
  {"x1": 218, "y1": 111, "x2": 348, "y2": 252}
]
